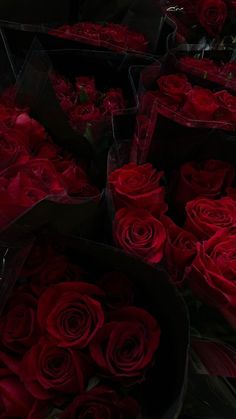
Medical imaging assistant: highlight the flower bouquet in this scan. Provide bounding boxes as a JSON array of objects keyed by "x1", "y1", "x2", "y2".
[{"x1": 0, "y1": 229, "x2": 189, "y2": 418}]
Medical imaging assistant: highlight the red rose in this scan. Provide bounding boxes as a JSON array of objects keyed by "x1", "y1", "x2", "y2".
[
  {"x1": 0, "y1": 291, "x2": 39, "y2": 354},
  {"x1": 197, "y1": 0, "x2": 227, "y2": 37},
  {"x1": 0, "y1": 374, "x2": 33, "y2": 417},
  {"x1": 61, "y1": 386, "x2": 140, "y2": 418},
  {"x1": 35, "y1": 141, "x2": 60, "y2": 160},
  {"x1": 50, "y1": 73, "x2": 74, "y2": 100},
  {"x1": 114, "y1": 207, "x2": 166, "y2": 264},
  {"x1": 102, "y1": 88, "x2": 125, "y2": 114},
  {"x1": 185, "y1": 197, "x2": 236, "y2": 240},
  {"x1": 75, "y1": 76, "x2": 97, "y2": 103},
  {"x1": 183, "y1": 87, "x2": 219, "y2": 120},
  {"x1": 98, "y1": 272, "x2": 134, "y2": 310},
  {"x1": 0, "y1": 127, "x2": 29, "y2": 170},
  {"x1": 187, "y1": 228, "x2": 236, "y2": 329},
  {"x1": 70, "y1": 104, "x2": 104, "y2": 139},
  {"x1": 157, "y1": 74, "x2": 191, "y2": 103},
  {"x1": 179, "y1": 57, "x2": 218, "y2": 75},
  {"x1": 21, "y1": 337, "x2": 88, "y2": 399},
  {"x1": 215, "y1": 90, "x2": 236, "y2": 123},
  {"x1": 15, "y1": 113, "x2": 47, "y2": 150},
  {"x1": 174, "y1": 159, "x2": 235, "y2": 208},
  {"x1": 37, "y1": 282, "x2": 104, "y2": 348},
  {"x1": 90, "y1": 307, "x2": 161, "y2": 382},
  {"x1": 109, "y1": 163, "x2": 167, "y2": 216},
  {"x1": 162, "y1": 216, "x2": 197, "y2": 285}
]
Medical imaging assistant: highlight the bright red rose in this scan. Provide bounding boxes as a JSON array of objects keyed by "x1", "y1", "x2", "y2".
[
  {"x1": 187, "y1": 228, "x2": 236, "y2": 329},
  {"x1": 215, "y1": 90, "x2": 236, "y2": 123},
  {"x1": 98, "y1": 272, "x2": 134, "y2": 310},
  {"x1": 90, "y1": 307, "x2": 161, "y2": 382},
  {"x1": 61, "y1": 386, "x2": 140, "y2": 418},
  {"x1": 102, "y1": 88, "x2": 125, "y2": 114},
  {"x1": 197, "y1": 0, "x2": 227, "y2": 37},
  {"x1": 162, "y1": 216, "x2": 197, "y2": 285},
  {"x1": 0, "y1": 291, "x2": 39, "y2": 354},
  {"x1": 157, "y1": 74, "x2": 191, "y2": 103},
  {"x1": 75, "y1": 76, "x2": 97, "y2": 103},
  {"x1": 109, "y1": 163, "x2": 167, "y2": 216},
  {"x1": 114, "y1": 207, "x2": 166, "y2": 264},
  {"x1": 183, "y1": 87, "x2": 219, "y2": 120},
  {"x1": 21, "y1": 337, "x2": 89, "y2": 399},
  {"x1": 174, "y1": 159, "x2": 235, "y2": 208},
  {"x1": 0, "y1": 374, "x2": 33, "y2": 417},
  {"x1": 37, "y1": 282, "x2": 104, "y2": 348},
  {"x1": 185, "y1": 197, "x2": 236, "y2": 240}
]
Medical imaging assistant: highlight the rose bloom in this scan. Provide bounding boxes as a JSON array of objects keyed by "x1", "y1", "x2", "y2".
[
  {"x1": 37, "y1": 282, "x2": 104, "y2": 348},
  {"x1": 75, "y1": 76, "x2": 97, "y2": 103},
  {"x1": 90, "y1": 307, "x2": 161, "y2": 382},
  {"x1": 21, "y1": 337, "x2": 89, "y2": 399},
  {"x1": 179, "y1": 56, "x2": 218, "y2": 75},
  {"x1": 185, "y1": 197, "x2": 236, "y2": 240},
  {"x1": 183, "y1": 87, "x2": 219, "y2": 120},
  {"x1": 174, "y1": 159, "x2": 235, "y2": 208},
  {"x1": 114, "y1": 207, "x2": 166, "y2": 264},
  {"x1": 0, "y1": 290, "x2": 39, "y2": 354},
  {"x1": 61, "y1": 386, "x2": 140, "y2": 418},
  {"x1": 157, "y1": 74, "x2": 191, "y2": 103},
  {"x1": 162, "y1": 216, "x2": 197, "y2": 285},
  {"x1": 102, "y1": 88, "x2": 125, "y2": 114},
  {"x1": 187, "y1": 228, "x2": 236, "y2": 330},
  {"x1": 215, "y1": 90, "x2": 236, "y2": 123},
  {"x1": 197, "y1": 0, "x2": 227, "y2": 37},
  {"x1": 0, "y1": 373, "x2": 33, "y2": 417},
  {"x1": 109, "y1": 162, "x2": 167, "y2": 216}
]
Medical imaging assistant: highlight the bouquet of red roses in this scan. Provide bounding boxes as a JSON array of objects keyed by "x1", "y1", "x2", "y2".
[{"x1": 0, "y1": 231, "x2": 189, "y2": 418}]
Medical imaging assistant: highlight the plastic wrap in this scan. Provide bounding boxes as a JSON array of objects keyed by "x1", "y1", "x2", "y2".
[{"x1": 0, "y1": 229, "x2": 189, "y2": 419}]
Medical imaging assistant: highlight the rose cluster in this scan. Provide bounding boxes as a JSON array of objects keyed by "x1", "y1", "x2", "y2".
[
  {"x1": 110, "y1": 159, "x2": 236, "y2": 330},
  {"x1": 51, "y1": 73, "x2": 125, "y2": 145},
  {"x1": 179, "y1": 56, "x2": 236, "y2": 89},
  {"x1": 0, "y1": 93, "x2": 99, "y2": 229},
  {"x1": 0, "y1": 239, "x2": 161, "y2": 417},
  {"x1": 49, "y1": 22, "x2": 148, "y2": 53},
  {"x1": 141, "y1": 73, "x2": 236, "y2": 126},
  {"x1": 165, "y1": 0, "x2": 235, "y2": 40}
]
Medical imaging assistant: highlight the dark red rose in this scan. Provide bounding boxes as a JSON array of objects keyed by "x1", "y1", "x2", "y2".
[
  {"x1": 61, "y1": 386, "x2": 140, "y2": 419},
  {"x1": 50, "y1": 73, "x2": 74, "y2": 100},
  {"x1": 35, "y1": 141, "x2": 60, "y2": 160},
  {"x1": 157, "y1": 74, "x2": 191, "y2": 103},
  {"x1": 185, "y1": 197, "x2": 236, "y2": 240},
  {"x1": 15, "y1": 112, "x2": 47, "y2": 149},
  {"x1": 60, "y1": 163, "x2": 99, "y2": 198},
  {"x1": 109, "y1": 163, "x2": 167, "y2": 216},
  {"x1": 197, "y1": 0, "x2": 227, "y2": 37},
  {"x1": 179, "y1": 56, "x2": 218, "y2": 75},
  {"x1": 0, "y1": 374, "x2": 33, "y2": 417},
  {"x1": 162, "y1": 216, "x2": 197, "y2": 285},
  {"x1": 98, "y1": 272, "x2": 134, "y2": 310},
  {"x1": 114, "y1": 207, "x2": 166, "y2": 264},
  {"x1": 215, "y1": 90, "x2": 236, "y2": 123},
  {"x1": 102, "y1": 88, "x2": 125, "y2": 114},
  {"x1": 0, "y1": 291, "x2": 39, "y2": 354},
  {"x1": 174, "y1": 159, "x2": 235, "y2": 208},
  {"x1": 37, "y1": 282, "x2": 104, "y2": 348},
  {"x1": 90, "y1": 307, "x2": 161, "y2": 382},
  {"x1": 187, "y1": 228, "x2": 236, "y2": 329},
  {"x1": 21, "y1": 337, "x2": 89, "y2": 399},
  {"x1": 75, "y1": 76, "x2": 97, "y2": 103},
  {"x1": 183, "y1": 87, "x2": 219, "y2": 120},
  {"x1": 0, "y1": 127, "x2": 29, "y2": 170},
  {"x1": 126, "y1": 31, "x2": 148, "y2": 53},
  {"x1": 70, "y1": 104, "x2": 103, "y2": 138}
]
